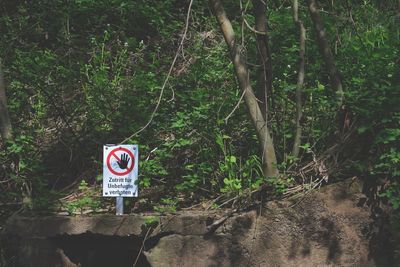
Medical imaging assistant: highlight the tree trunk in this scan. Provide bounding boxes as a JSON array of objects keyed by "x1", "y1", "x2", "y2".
[
  {"x1": 252, "y1": 0, "x2": 273, "y2": 121},
  {"x1": 308, "y1": 0, "x2": 344, "y2": 106},
  {"x1": 0, "y1": 61, "x2": 12, "y2": 142},
  {"x1": 292, "y1": 0, "x2": 306, "y2": 157},
  {"x1": 209, "y1": 0, "x2": 278, "y2": 177}
]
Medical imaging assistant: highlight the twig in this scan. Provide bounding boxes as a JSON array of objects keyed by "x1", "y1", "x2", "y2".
[
  {"x1": 133, "y1": 226, "x2": 152, "y2": 267},
  {"x1": 239, "y1": 0, "x2": 251, "y2": 46},
  {"x1": 181, "y1": 202, "x2": 204, "y2": 210},
  {"x1": 120, "y1": 0, "x2": 194, "y2": 144},
  {"x1": 283, "y1": 185, "x2": 304, "y2": 196},
  {"x1": 59, "y1": 180, "x2": 78, "y2": 193},
  {"x1": 205, "y1": 208, "x2": 238, "y2": 234},
  {"x1": 217, "y1": 188, "x2": 259, "y2": 209},
  {"x1": 243, "y1": 18, "x2": 267, "y2": 35},
  {"x1": 205, "y1": 195, "x2": 224, "y2": 210},
  {"x1": 224, "y1": 89, "x2": 246, "y2": 122},
  {"x1": 288, "y1": 177, "x2": 326, "y2": 208},
  {"x1": 217, "y1": 195, "x2": 240, "y2": 209},
  {"x1": 151, "y1": 177, "x2": 167, "y2": 184}
]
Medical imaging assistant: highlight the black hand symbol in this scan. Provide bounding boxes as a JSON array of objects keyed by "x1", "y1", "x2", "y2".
[{"x1": 117, "y1": 153, "x2": 130, "y2": 169}]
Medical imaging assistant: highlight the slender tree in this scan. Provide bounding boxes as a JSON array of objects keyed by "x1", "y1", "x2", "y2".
[
  {"x1": 308, "y1": 0, "x2": 344, "y2": 106},
  {"x1": 209, "y1": 0, "x2": 278, "y2": 177},
  {"x1": 292, "y1": 0, "x2": 306, "y2": 157},
  {"x1": 252, "y1": 0, "x2": 273, "y2": 121},
  {"x1": 0, "y1": 61, "x2": 12, "y2": 142}
]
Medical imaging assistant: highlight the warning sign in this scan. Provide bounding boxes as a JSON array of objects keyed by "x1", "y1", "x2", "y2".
[{"x1": 103, "y1": 144, "x2": 138, "y2": 197}]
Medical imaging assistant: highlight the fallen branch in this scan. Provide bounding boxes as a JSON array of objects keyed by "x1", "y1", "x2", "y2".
[
  {"x1": 206, "y1": 208, "x2": 238, "y2": 234},
  {"x1": 133, "y1": 226, "x2": 152, "y2": 267}
]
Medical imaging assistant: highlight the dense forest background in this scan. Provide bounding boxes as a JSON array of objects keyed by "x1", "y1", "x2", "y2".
[{"x1": 0, "y1": 0, "x2": 399, "y2": 223}]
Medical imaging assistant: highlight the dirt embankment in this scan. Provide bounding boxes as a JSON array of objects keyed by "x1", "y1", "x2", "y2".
[
  {"x1": 2, "y1": 178, "x2": 400, "y2": 266},
  {"x1": 146, "y1": 178, "x2": 399, "y2": 267}
]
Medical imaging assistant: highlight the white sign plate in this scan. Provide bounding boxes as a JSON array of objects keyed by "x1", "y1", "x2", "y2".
[{"x1": 103, "y1": 144, "x2": 138, "y2": 197}]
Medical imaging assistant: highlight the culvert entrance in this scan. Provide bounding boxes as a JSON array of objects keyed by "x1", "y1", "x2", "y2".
[{"x1": 52, "y1": 233, "x2": 150, "y2": 267}]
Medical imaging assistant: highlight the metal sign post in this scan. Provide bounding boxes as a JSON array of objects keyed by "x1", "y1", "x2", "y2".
[{"x1": 116, "y1": 196, "x2": 124, "y2": 215}]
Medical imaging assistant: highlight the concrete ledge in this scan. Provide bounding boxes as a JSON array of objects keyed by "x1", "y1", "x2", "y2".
[{"x1": 3, "y1": 179, "x2": 399, "y2": 267}]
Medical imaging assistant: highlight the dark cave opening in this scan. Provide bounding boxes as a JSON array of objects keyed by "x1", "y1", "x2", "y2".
[{"x1": 52, "y1": 233, "x2": 151, "y2": 267}]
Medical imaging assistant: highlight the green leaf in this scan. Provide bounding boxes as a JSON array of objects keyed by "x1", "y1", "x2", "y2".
[
  {"x1": 228, "y1": 155, "x2": 237, "y2": 163},
  {"x1": 95, "y1": 175, "x2": 103, "y2": 182}
]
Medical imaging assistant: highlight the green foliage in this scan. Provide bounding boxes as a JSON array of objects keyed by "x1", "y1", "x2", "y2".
[
  {"x1": 0, "y1": 0, "x2": 398, "y2": 220},
  {"x1": 215, "y1": 131, "x2": 264, "y2": 195},
  {"x1": 379, "y1": 182, "x2": 400, "y2": 210},
  {"x1": 144, "y1": 216, "x2": 160, "y2": 228},
  {"x1": 154, "y1": 197, "x2": 177, "y2": 214},
  {"x1": 64, "y1": 180, "x2": 101, "y2": 214},
  {"x1": 139, "y1": 148, "x2": 169, "y2": 188},
  {"x1": 0, "y1": 135, "x2": 43, "y2": 206},
  {"x1": 221, "y1": 177, "x2": 242, "y2": 194},
  {"x1": 267, "y1": 176, "x2": 295, "y2": 195}
]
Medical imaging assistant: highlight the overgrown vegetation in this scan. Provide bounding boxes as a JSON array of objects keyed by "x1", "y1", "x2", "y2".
[{"x1": 0, "y1": 0, "x2": 398, "y2": 227}]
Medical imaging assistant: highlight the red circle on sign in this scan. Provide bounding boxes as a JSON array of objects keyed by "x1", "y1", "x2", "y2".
[{"x1": 106, "y1": 147, "x2": 135, "y2": 176}]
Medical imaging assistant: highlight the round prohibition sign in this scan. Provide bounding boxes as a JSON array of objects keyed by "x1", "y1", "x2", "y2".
[{"x1": 106, "y1": 147, "x2": 135, "y2": 176}]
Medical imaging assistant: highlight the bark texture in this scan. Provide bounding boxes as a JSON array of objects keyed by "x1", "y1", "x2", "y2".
[
  {"x1": 209, "y1": 0, "x2": 278, "y2": 177},
  {"x1": 292, "y1": 0, "x2": 306, "y2": 157},
  {"x1": 308, "y1": 0, "x2": 344, "y2": 105},
  {"x1": 0, "y1": 62, "x2": 12, "y2": 142},
  {"x1": 252, "y1": 0, "x2": 273, "y2": 121}
]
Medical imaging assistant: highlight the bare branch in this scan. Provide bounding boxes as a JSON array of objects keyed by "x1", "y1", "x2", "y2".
[
  {"x1": 120, "y1": 0, "x2": 194, "y2": 144},
  {"x1": 243, "y1": 18, "x2": 267, "y2": 35},
  {"x1": 224, "y1": 88, "x2": 246, "y2": 122}
]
